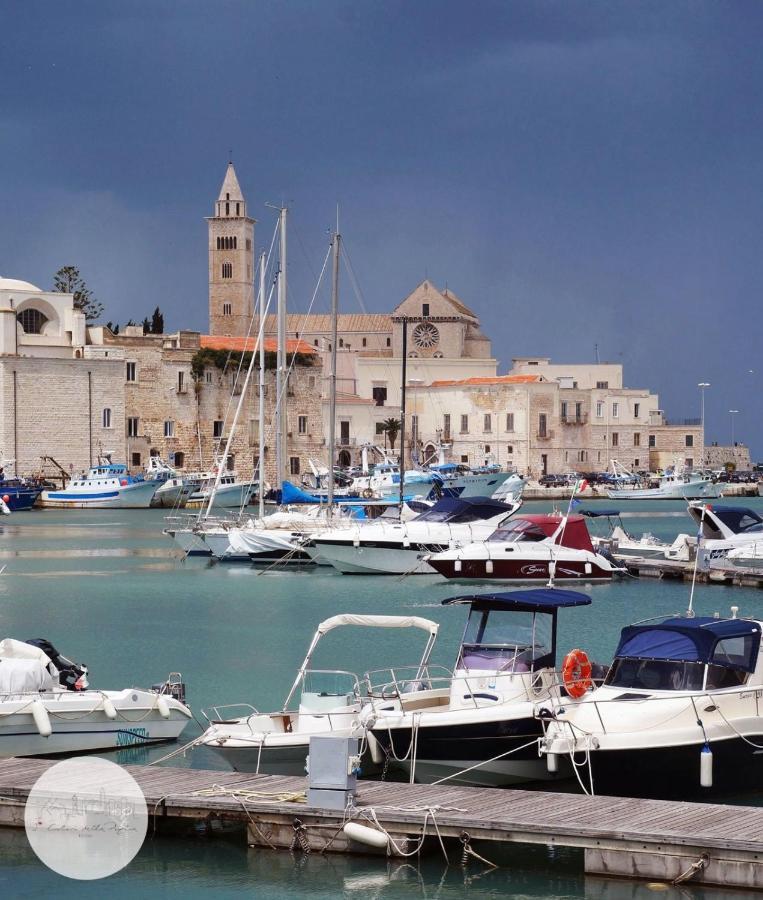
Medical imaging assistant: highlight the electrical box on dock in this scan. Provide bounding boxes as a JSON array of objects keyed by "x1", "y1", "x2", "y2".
[{"x1": 306, "y1": 735, "x2": 360, "y2": 811}]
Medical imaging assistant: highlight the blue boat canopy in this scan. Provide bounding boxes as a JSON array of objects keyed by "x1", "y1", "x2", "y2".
[
  {"x1": 580, "y1": 509, "x2": 620, "y2": 518},
  {"x1": 414, "y1": 496, "x2": 514, "y2": 523},
  {"x1": 616, "y1": 617, "x2": 761, "y2": 672},
  {"x1": 442, "y1": 588, "x2": 592, "y2": 612}
]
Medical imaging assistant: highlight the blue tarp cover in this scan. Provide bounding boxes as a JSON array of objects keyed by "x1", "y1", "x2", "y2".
[
  {"x1": 616, "y1": 617, "x2": 761, "y2": 671},
  {"x1": 442, "y1": 588, "x2": 592, "y2": 612}
]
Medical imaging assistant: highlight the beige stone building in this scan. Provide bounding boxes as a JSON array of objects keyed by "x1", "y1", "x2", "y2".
[{"x1": 0, "y1": 277, "x2": 125, "y2": 475}]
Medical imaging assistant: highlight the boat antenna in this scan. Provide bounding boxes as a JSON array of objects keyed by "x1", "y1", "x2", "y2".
[{"x1": 686, "y1": 504, "x2": 707, "y2": 618}]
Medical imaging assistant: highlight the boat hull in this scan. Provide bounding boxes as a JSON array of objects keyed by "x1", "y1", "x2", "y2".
[
  {"x1": 185, "y1": 483, "x2": 255, "y2": 509},
  {"x1": 307, "y1": 540, "x2": 437, "y2": 575},
  {"x1": 0, "y1": 485, "x2": 42, "y2": 511},
  {"x1": 39, "y1": 480, "x2": 159, "y2": 509},
  {"x1": 607, "y1": 482, "x2": 722, "y2": 501},
  {"x1": 427, "y1": 556, "x2": 614, "y2": 582}
]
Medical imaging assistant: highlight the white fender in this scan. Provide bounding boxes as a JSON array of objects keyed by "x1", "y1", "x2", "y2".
[
  {"x1": 546, "y1": 752, "x2": 558, "y2": 773},
  {"x1": 700, "y1": 744, "x2": 713, "y2": 788},
  {"x1": 366, "y1": 730, "x2": 383, "y2": 766},
  {"x1": 343, "y1": 821, "x2": 389, "y2": 849},
  {"x1": 157, "y1": 695, "x2": 171, "y2": 719},
  {"x1": 31, "y1": 699, "x2": 52, "y2": 737},
  {"x1": 102, "y1": 696, "x2": 117, "y2": 720}
]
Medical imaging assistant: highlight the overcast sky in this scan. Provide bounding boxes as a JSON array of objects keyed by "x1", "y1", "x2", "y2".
[{"x1": 2, "y1": 1, "x2": 761, "y2": 455}]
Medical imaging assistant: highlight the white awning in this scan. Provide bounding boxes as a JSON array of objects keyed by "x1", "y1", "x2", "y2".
[{"x1": 317, "y1": 614, "x2": 438, "y2": 637}]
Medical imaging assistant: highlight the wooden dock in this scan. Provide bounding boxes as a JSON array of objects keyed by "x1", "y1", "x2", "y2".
[
  {"x1": 622, "y1": 555, "x2": 763, "y2": 589},
  {"x1": 0, "y1": 758, "x2": 761, "y2": 889}
]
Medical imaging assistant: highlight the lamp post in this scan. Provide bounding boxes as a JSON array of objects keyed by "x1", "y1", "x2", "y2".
[
  {"x1": 698, "y1": 383, "x2": 710, "y2": 466},
  {"x1": 729, "y1": 409, "x2": 739, "y2": 448}
]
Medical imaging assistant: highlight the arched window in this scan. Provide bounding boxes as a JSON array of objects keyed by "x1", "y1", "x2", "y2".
[
  {"x1": 236, "y1": 203, "x2": 240, "y2": 216},
  {"x1": 173, "y1": 451, "x2": 185, "y2": 469},
  {"x1": 17, "y1": 308, "x2": 48, "y2": 334},
  {"x1": 226, "y1": 202, "x2": 230, "y2": 215}
]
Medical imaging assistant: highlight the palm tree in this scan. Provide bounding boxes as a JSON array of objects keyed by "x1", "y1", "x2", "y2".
[{"x1": 381, "y1": 417, "x2": 401, "y2": 450}]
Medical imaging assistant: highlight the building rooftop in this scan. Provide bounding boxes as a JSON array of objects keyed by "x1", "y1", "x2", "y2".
[
  {"x1": 262, "y1": 314, "x2": 391, "y2": 335},
  {"x1": 429, "y1": 374, "x2": 545, "y2": 388},
  {"x1": 200, "y1": 335, "x2": 316, "y2": 354}
]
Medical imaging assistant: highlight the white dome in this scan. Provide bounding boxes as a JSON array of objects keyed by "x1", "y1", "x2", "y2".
[{"x1": 0, "y1": 277, "x2": 42, "y2": 292}]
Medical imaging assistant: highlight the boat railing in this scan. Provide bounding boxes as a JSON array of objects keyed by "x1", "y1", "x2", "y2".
[
  {"x1": 200, "y1": 702, "x2": 260, "y2": 724},
  {"x1": 362, "y1": 664, "x2": 454, "y2": 700}
]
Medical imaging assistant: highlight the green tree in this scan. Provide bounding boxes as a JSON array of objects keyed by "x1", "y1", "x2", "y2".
[
  {"x1": 141, "y1": 317, "x2": 151, "y2": 335},
  {"x1": 105, "y1": 321, "x2": 120, "y2": 335},
  {"x1": 150, "y1": 306, "x2": 164, "y2": 334},
  {"x1": 52, "y1": 266, "x2": 104, "y2": 323},
  {"x1": 381, "y1": 417, "x2": 402, "y2": 450}
]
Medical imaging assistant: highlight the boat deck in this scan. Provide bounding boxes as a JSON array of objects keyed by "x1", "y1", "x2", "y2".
[{"x1": 0, "y1": 758, "x2": 761, "y2": 888}]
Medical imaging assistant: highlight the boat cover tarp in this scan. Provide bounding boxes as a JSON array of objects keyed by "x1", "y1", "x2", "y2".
[
  {"x1": 581, "y1": 509, "x2": 620, "y2": 518},
  {"x1": 442, "y1": 588, "x2": 592, "y2": 611},
  {"x1": 615, "y1": 617, "x2": 761, "y2": 671},
  {"x1": 414, "y1": 495, "x2": 514, "y2": 522},
  {"x1": 0, "y1": 658, "x2": 54, "y2": 692}
]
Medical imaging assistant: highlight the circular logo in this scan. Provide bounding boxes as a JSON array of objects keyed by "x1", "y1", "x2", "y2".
[{"x1": 24, "y1": 757, "x2": 148, "y2": 880}]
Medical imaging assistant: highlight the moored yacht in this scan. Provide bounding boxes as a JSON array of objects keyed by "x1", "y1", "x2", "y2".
[
  {"x1": 365, "y1": 589, "x2": 595, "y2": 786},
  {"x1": 606, "y1": 467, "x2": 721, "y2": 501},
  {"x1": 426, "y1": 513, "x2": 622, "y2": 582},
  {"x1": 304, "y1": 495, "x2": 522, "y2": 575},
  {"x1": 539, "y1": 608, "x2": 763, "y2": 795}
]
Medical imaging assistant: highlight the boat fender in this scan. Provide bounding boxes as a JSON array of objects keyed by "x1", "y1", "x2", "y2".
[
  {"x1": 120, "y1": 479, "x2": 128, "y2": 486},
  {"x1": 547, "y1": 752, "x2": 558, "y2": 773},
  {"x1": 700, "y1": 743, "x2": 713, "y2": 788},
  {"x1": 343, "y1": 821, "x2": 389, "y2": 849},
  {"x1": 454, "y1": 559, "x2": 462, "y2": 572},
  {"x1": 31, "y1": 698, "x2": 52, "y2": 737},
  {"x1": 485, "y1": 559, "x2": 493, "y2": 574},
  {"x1": 157, "y1": 695, "x2": 172, "y2": 719},
  {"x1": 102, "y1": 696, "x2": 118, "y2": 720},
  {"x1": 366, "y1": 730, "x2": 383, "y2": 766}
]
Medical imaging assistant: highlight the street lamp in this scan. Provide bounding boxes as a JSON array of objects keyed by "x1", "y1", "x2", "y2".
[
  {"x1": 729, "y1": 409, "x2": 739, "y2": 447},
  {"x1": 697, "y1": 383, "x2": 710, "y2": 466}
]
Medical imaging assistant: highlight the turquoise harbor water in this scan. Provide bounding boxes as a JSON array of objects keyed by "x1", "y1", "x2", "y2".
[{"x1": 1, "y1": 499, "x2": 762, "y2": 898}]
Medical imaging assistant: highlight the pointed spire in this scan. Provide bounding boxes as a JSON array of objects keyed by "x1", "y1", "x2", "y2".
[{"x1": 215, "y1": 162, "x2": 246, "y2": 217}]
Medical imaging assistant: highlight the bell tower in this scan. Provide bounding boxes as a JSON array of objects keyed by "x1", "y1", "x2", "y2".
[{"x1": 207, "y1": 162, "x2": 255, "y2": 336}]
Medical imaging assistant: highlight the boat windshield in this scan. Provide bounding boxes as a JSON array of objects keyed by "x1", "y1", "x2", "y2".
[
  {"x1": 299, "y1": 670, "x2": 358, "y2": 709},
  {"x1": 414, "y1": 501, "x2": 504, "y2": 524},
  {"x1": 487, "y1": 519, "x2": 548, "y2": 543},
  {"x1": 606, "y1": 657, "x2": 748, "y2": 691},
  {"x1": 458, "y1": 608, "x2": 553, "y2": 672}
]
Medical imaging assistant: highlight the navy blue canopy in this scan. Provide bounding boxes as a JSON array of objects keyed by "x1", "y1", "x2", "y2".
[
  {"x1": 581, "y1": 509, "x2": 621, "y2": 518},
  {"x1": 415, "y1": 496, "x2": 514, "y2": 522},
  {"x1": 616, "y1": 617, "x2": 761, "y2": 672},
  {"x1": 442, "y1": 588, "x2": 592, "y2": 612}
]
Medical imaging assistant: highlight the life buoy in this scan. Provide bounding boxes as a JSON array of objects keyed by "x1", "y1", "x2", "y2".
[
  {"x1": 562, "y1": 648, "x2": 593, "y2": 699},
  {"x1": 361, "y1": 488, "x2": 374, "y2": 499}
]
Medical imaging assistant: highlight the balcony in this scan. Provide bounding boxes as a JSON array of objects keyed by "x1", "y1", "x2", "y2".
[{"x1": 561, "y1": 414, "x2": 588, "y2": 426}]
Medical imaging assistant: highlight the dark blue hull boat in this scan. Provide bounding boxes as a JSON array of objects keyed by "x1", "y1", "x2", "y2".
[{"x1": 0, "y1": 480, "x2": 42, "y2": 511}]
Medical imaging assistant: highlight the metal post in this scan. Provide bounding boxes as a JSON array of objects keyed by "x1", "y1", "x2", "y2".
[
  {"x1": 258, "y1": 252, "x2": 266, "y2": 519},
  {"x1": 398, "y1": 319, "x2": 407, "y2": 511},
  {"x1": 275, "y1": 207, "x2": 288, "y2": 489},
  {"x1": 327, "y1": 233, "x2": 340, "y2": 512}
]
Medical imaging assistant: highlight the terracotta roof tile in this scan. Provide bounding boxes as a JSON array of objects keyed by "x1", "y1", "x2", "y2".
[
  {"x1": 429, "y1": 374, "x2": 543, "y2": 388},
  {"x1": 201, "y1": 335, "x2": 316, "y2": 354}
]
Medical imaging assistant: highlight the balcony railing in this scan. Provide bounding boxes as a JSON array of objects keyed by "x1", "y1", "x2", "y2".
[{"x1": 561, "y1": 414, "x2": 588, "y2": 426}]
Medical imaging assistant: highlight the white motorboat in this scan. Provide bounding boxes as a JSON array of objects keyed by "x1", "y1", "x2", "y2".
[
  {"x1": 304, "y1": 496, "x2": 522, "y2": 575},
  {"x1": 426, "y1": 513, "x2": 622, "y2": 582},
  {"x1": 539, "y1": 608, "x2": 763, "y2": 796},
  {"x1": 197, "y1": 614, "x2": 439, "y2": 775},
  {"x1": 430, "y1": 464, "x2": 525, "y2": 502},
  {"x1": 38, "y1": 461, "x2": 159, "y2": 509},
  {"x1": 365, "y1": 589, "x2": 596, "y2": 786},
  {"x1": 145, "y1": 457, "x2": 187, "y2": 508},
  {"x1": 581, "y1": 509, "x2": 692, "y2": 561},
  {"x1": 0, "y1": 638, "x2": 191, "y2": 757},
  {"x1": 606, "y1": 467, "x2": 721, "y2": 501},
  {"x1": 691, "y1": 503, "x2": 763, "y2": 569},
  {"x1": 183, "y1": 470, "x2": 257, "y2": 508}
]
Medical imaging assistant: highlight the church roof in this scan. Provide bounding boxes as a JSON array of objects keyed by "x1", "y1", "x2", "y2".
[
  {"x1": 217, "y1": 162, "x2": 245, "y2": 202},
  {"x1": 391, "y1": 280, "x2": 478, "y2": 320},
  {"x1": 201, "y1": 335, "x2": 316, "y2": 355},
  {"x1": 430, "y1": 374, "x2": 544, "y2": 388},
  {"x1": 441, "y1": 287, "x2": 477, "y2": 318},
  {"x1": 262, "y1": 314, "x2": 391, "y2": 334}
]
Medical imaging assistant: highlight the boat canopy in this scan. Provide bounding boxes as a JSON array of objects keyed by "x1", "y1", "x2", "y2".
[
  {"x1": 689, "y1": 504, "x2": 763, "y2": 537},
  {"x1": 412, "y1": 496, "x2": 513, "y2": 523},
  {"x1": 442, "y1": 588, "x2": 592, "y2": 613},
  {"x1": 316, "y1": 614, "x2": 439, "y2": 637},
  {"x1": 580, "y1": 509, "x2": 621, "y2": 518},
  {"x1": 486, "y1": 514, "x2": 594, "y2": 552},
  {"x1": 615, "y1": 617, "x2": 761, "y2": 672}
]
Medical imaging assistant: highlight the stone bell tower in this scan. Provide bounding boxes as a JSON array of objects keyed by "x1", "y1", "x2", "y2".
[{"x1": 207, "y1": 162, "x2": 255, "y2": 336}]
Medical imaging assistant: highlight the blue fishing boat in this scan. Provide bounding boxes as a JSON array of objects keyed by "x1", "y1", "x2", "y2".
[
  {"x1": 38, "y1": 462, "x2": 159, "y2": 509},
  {"x1": 0, "y1": 477, "x2": 43, "y2": 511}
]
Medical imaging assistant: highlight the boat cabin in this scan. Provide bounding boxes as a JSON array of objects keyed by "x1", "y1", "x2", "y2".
[
  {"x1": 486, "y1": 514, "x2": 595, "y2": 551},
  {"x1": 606, "y1": 616, "x2": 762, "y2": 693},
  {"x1": 440, "y1": 590, "x2": 591, "y2": 709},
  {"x1": 688, "y1": 504, "x2": 763, "y2": 540},
  {"x1": 411, "y1": 496, "x2": 515, "y2": 524}
]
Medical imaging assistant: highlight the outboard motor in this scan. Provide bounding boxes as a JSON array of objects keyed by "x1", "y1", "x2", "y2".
[{"x1": 24, "y1": 638, "x2": 89, "y2": 691}]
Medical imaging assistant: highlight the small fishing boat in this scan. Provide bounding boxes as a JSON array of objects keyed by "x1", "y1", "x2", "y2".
[
  {"x1": 37, "y1": 461, "x2": 159, "y2": 509},
  {"x1": 0, "y1": 455, "x2": 43, "y2": 510},
  {"x1": 366, "y1": 589, "x2": 596, "y2": 786},
  {"x1": 539, "y1": 608, "x2": 763, "y2": 796},
  {"x1": 145, "y1": 457, "x2": 187, "y2": 508},
  {"x1": 197, "y1": 614, "x2": 439, "y2": 775},
  {"x1": 183, "y1": 470, "x2": 256, "y2": 509},
  {"x1": 606, "y1": 467, "x2": 722, "y2": 501},
  {"x1": 426, "y1": 513, "x2": 622, "y2": 582},
  {"x1": 0, "y1": 638, "x2": 191, "y2": 757}
]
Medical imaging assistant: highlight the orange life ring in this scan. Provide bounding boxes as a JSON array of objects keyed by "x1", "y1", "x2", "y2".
[{"x1": 562, "y1": 648, "x2": 593, "y2": 699}]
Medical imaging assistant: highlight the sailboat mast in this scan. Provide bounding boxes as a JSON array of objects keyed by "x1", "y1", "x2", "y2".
[
  {"x1": 398, "y1": 317, "x2": 408, "y2": 510},
  {"x1": 327, "y1": 232, "x2": 340, "y2": 511},
  {"x1": 277, "y1": 207, "x2": 289, "y2": 488},
  {"x1": 257, "y1": 251, "x2": 266, "y2": 519}
]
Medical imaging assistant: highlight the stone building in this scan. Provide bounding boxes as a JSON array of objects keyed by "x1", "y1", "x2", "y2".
[
  {"x1": 0, "y1": 277, "x2": 125, "y2": 475},
  {"x1": 704, "y1": 443, "x2": 752, "y2": 471}
]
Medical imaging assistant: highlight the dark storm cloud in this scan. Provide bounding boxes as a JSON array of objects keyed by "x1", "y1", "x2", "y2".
[{"x1": 1, "y1": 1, "x2": 761, "y2": 453}]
